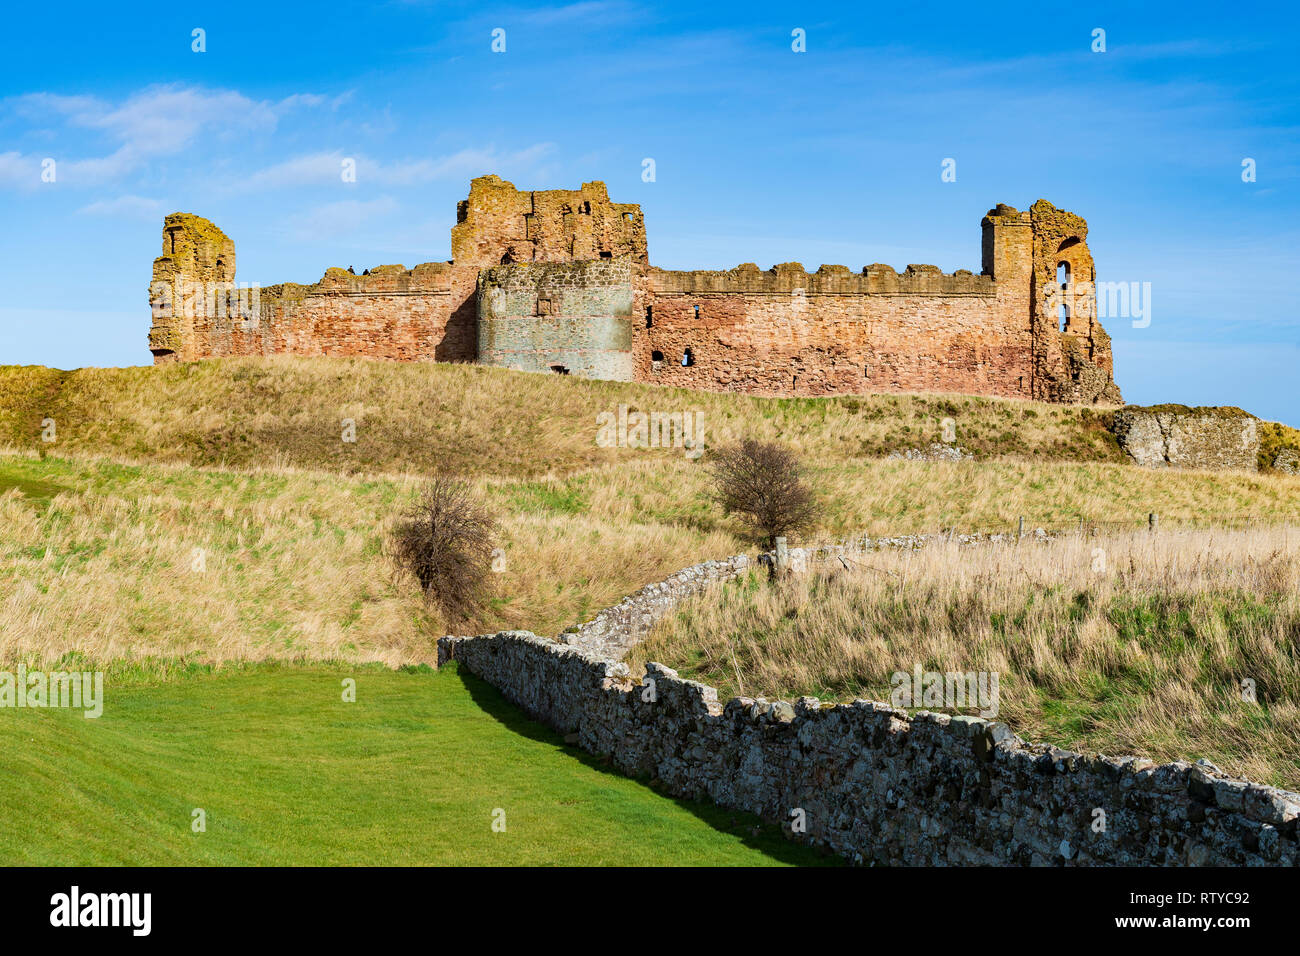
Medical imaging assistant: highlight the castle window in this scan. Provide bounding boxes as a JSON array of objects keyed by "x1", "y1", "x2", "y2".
[
  {"x1": 645, "y1": 306, "x2": 653, "y2": 329},
  {"x1": 581, "y1": 201, "x2": 591, "y2": 214},
  {"x1": 682, "y1": 348, "x2": 694, "y2": 367},
  {"x1": 693, "y1": 305, "x2": 700, "y2": 321},
  {"x1": 651, "y1": 350, "x2": 664, "y2": 370},
  {"x1": 599, "y1": 251, "x2": 612, "y2": 259},
  {"x1": 623, "y1": 213, "x2": 633, "y2": 223},
  {"x1": 1059, "y1": 303, "x2": 1070, "y2": 332},
  {"x1": 1057, "y1": 261, "x2": 1070, "y2": 286}
]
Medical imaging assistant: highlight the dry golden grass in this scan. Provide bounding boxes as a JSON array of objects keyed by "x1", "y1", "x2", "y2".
[
  {"x1": 0, "y1": 356, "x2": 1125, "y2": 476},
  {"x1": 633, "y1": 527, "x2": 1300, "y2": 789},
  {"x1": 0, "y1": 452, "x2": 736, "y2": 669},
  {"x1": 3, "y1": 441, "x2": 1299, "y2": 674}
]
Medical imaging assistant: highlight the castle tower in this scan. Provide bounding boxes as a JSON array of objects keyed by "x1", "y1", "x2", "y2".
[
  {"x1": 148, "y1": 213, "x2": 236, "y2": 363},
  {"x1": 982, "y1": 201, "x2": 1120, "y2": 404},
  {"x1": 451, "y1": 175, "x2": 647, "y2": 268},
  {"x1": 464, "y1": 176, "x2": 643, "y2": 379}
]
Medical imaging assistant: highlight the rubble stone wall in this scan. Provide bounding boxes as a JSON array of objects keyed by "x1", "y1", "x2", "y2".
[{"x1": 439, "y1": 546, "x2": 1299, "y2": 866}]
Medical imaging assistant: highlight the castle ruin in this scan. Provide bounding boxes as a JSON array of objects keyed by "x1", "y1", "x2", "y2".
[{"x1": 148, "y1": 175, "x2": 1122, "y2": 404}]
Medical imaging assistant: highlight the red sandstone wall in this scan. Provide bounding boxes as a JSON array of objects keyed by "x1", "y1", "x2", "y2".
[
  {"x1": 172, "y1": 263, "x2": 479, "y2": 363},
  {"x1": 634, "y1": 266, "x2": 1035, "y2": 399},
  {"x1": 148, "y1": 183, "x2": 1121, "y2": 405}
]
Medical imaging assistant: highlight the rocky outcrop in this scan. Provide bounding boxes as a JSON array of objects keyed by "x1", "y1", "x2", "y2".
[{"x1": 1112, "y1": 405, "x2": 1259, "y2": 470}]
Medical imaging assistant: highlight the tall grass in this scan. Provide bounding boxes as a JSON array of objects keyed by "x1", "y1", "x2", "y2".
[
  {"x1": 633, "y1": 527, "x2": 1300, "y2": 789},
  {"x1": 0, "y1": 356, "x2": 1127, "y2": 477}
]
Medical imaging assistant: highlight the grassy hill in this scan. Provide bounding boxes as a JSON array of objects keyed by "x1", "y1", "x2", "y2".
[
  {"x1": 0, "y1": 357, "x2": 1127, "y2": 476},
  {"x1": 2, "y1": 357, "x2": 1299, "y2": 666},
  {"x1": 2, "y1": 356, "x2": 1298, "y2": 865}
]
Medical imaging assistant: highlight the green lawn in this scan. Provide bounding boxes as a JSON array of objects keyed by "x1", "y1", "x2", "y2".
[{"x1": 0, "y1": 662, "x2": 835, "y2": 866}]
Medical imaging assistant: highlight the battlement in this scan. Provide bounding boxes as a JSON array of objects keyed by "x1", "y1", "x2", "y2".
[
  {"x1": 145, "y1": 176, "x2": 1121, "y2": 405},
  {"x1": 648, "y1": 262, "x2": 996, "y2": 296}
]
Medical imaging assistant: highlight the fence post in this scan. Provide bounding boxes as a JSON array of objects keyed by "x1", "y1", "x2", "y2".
[
  {"x1": 1148, "y1": 512, "x2": 1158, "y2": 533},
  {"x1": 1017, "y1": 516, "x2": 1024, "y2": 539}
]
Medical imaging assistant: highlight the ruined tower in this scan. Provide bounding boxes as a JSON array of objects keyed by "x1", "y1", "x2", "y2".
[
  {"x1": 465, "y1": 177, "x2": 645, "y2": 379},
  {"x1": 148, "y1": 213, "x2": 237, "y2": 363},
  {"x1": 981, "y1": 201, "x2": 1121, "y2": 405}
]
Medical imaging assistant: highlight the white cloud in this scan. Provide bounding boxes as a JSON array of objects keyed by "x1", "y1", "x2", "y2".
[
  {"x1": 78, "y1": 195, "x2": 168, "y2": 220},
  {"x1": 2, "y1": 85, "x2": 344, "y2": 187},
  {"x1": 238, "y1": 143, "x2": 556, "y2": 191},
  {"x1": 0, "y1": 151, "x2": 37, "y2": 187}
]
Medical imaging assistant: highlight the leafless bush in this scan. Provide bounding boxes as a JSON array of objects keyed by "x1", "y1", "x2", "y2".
[
  {"x1": 391, "y1": 478, "x2": 498, "y2": 627},
  {"x1": 706, "y1": 438, "x2": 821, "y2": 548}
]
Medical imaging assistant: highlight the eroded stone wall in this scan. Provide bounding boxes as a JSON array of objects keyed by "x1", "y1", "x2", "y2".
[
  {"x1": 477, "y1": 259, "x2": 636, "y2": 379},
  {"x1": 440, "y1": 613, "x2": 1299, "y2": 867},
  {"x1": 635, "y1": 263, "x2": 1032, "y2": 398}
]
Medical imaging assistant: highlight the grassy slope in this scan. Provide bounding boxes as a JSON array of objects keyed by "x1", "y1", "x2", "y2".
[
  {"x1": 0, "y1": 357, "x2": 1126, "y2": 475},
  {"x1": 5, "y1": 448, "x2": 1299, "y2": 669},
  {"x1": 0, "y1": 663, "x2": 832, "y2": 865},
  {"x1": 634, "y1": 528, "x2": 1300, "y2": 790}
]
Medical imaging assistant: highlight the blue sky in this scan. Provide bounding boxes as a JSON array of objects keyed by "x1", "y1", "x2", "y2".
[{"x1": 1, "y1": 0, "x2": 1296, "y2": 423}]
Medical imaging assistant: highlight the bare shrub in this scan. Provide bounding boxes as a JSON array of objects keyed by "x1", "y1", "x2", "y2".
[
  {"x1": 706, "y1": 438, "x2": 821, "y2": 548},
  {"x1": 391, "y1": 478, "x2": 498, "y2": 627}
]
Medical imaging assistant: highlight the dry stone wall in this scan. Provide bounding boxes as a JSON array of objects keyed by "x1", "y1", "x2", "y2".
[{"x1": 439, "y1": 550, "x2": 1300, "y2": 866}]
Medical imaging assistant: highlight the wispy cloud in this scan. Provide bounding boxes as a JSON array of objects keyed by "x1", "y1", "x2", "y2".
[
  {"x1": 78, "y1": 195, "x2": 167, "y2": 219},
  {"x1": 288, "y1": 196, "x2": 401, "y2": 241},
  {"x1": 237, "y1": 143, "x2": 556, "y2": 191},
  {"x1": 1, "y1": 85, "x2": 346, "y2": 187}
]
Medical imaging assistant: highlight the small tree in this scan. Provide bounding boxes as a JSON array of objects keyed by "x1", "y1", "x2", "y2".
[
  {"x1": 391, "y1": 477, "x2": 498, "y2": 628},
  {"x1": 706, "y1": 438, "x2": 820, "y2": 548}
]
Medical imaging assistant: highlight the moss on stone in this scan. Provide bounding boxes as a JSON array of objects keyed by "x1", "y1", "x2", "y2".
[{"x1": 1257, "y1": 420, "x2": 1300, "y2": 472}]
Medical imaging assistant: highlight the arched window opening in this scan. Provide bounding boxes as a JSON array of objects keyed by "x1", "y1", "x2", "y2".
[
  {"x1": 1059, "y1": 303, "x2": 1070, "y2": 332},
  {"x1": 682, "y1": 348, "x2": 694, "y2": 367},
  {"x1": 1057, "y1": 261, "x2": 1070, "y2": 286}
]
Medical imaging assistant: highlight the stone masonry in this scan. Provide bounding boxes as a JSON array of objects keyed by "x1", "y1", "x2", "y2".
[
  {"x1": 438, "y1": 550, "x2": 1300, "y2": 867},
  {"x1": 149, "y1": 177, "x2": 1122, "y2": 405}
]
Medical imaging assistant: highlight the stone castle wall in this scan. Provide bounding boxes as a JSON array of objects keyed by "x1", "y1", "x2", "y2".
[
  {"x1": 477, "y1": 259, "x2": 636, "y2": 379},
  {"x1": 438, "y1": 553, "x2": 1299, "y2": 867},
  {"x1": 148, "y1": 177, "x2": 1122, "y2": 405}
]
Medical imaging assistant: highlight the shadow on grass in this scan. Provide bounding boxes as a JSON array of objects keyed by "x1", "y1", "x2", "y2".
[{"x1": 454, "y1": 664, "x2": 843, "y2": 867}]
